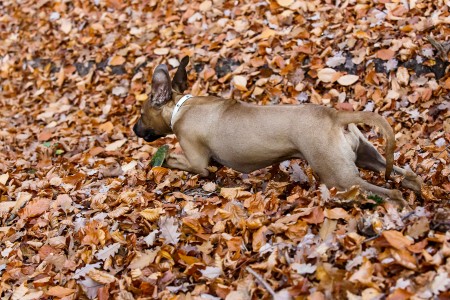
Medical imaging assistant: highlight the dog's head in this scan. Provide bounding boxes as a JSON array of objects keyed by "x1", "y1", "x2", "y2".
[{"x1": 133, "y1": 56, "x2": 189, "y2": 142}]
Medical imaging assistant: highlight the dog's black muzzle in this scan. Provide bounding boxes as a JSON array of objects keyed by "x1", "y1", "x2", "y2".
[{"x1": 133, "y1": 120, "x2": 165, "y2": 142}]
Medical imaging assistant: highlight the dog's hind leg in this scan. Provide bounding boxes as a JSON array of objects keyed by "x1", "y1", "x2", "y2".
[{"x1": 350, "y1": 124, "x2": 423, "y2": 192}]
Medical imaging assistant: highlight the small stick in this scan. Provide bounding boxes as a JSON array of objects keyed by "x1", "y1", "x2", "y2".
[{"x1": 245, "y1": 267, "x2": 276, "y2": 298}]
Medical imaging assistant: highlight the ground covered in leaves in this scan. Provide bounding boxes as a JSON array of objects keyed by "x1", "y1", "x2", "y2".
[{"x1": 1, "y1": 0, "x2": 450, "y2": 299}]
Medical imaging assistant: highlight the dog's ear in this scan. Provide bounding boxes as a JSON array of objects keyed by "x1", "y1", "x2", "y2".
[
  {"x1": 172, "y1": 56, "x2": 189, "y2": 93},
  {"x1": 150, "y1": 64, "x2": 172, "y2": 107}
]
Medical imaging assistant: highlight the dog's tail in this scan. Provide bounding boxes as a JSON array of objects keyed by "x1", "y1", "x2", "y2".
[{"x1": 337, "y1": 111, "x2": 395, "y2": 180}]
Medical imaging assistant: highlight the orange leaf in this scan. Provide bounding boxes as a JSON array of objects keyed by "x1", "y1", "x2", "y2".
[
  {"x1": 38, "y1": 130, "x2": 53, "y2": 142},
  {"x1": 109, "y1": 55, "x2": 126, "y2": 66},
  {"x1": 46, "y1": 286, "x2": 75, "y2": 297},
  {"x1": 444, "y1": 77, "x2": 450, "y2": 89},
  {"x1": 19, "y1": 197, "x2": 51, "y2": 219},
  {"x1": 376, "y1": 49, "x2": 395, "y2": 60},
  {"x1": 302, "y1": 207, "x2": 324, "y2": 224},
  {"x1": 386, "y1": 288, "x2": 413, "y2": 300},
  {"x1": 382, "y1": 230, "x2": 413, "y2": 249},
  {"x1": 324, "y1": 208, "x2": 350, "y2": 220}
]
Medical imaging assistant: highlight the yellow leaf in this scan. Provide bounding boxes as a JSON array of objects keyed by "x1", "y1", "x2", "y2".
[
  {"x1": 259, "y1": 28, "x2": 277, "y2": 39},
  {"x1": 140, "y1": 208, "x2": 163, "y2": 221},
  {"x1": 136, "y1": 93, "x2": 148, "y2": 101}
]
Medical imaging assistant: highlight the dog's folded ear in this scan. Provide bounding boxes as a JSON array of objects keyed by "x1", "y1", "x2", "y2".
[
  {"x1": 172, "y1": 56, "x2": 189, "y2": 93},
  {"x1": 151, "y1": 64, "x2": 172, "y2": 107}
]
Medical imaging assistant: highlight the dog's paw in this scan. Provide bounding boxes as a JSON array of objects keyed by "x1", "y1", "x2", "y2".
[{"x1": 401, "y1": 171, "x2": 423, "y2": 193}]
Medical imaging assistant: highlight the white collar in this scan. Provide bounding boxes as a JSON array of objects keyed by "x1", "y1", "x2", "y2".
[{"x1": 170, "y1": 94, "x2": 193, "y2": 129}]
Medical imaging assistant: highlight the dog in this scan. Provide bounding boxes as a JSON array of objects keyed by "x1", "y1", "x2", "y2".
[{"x1": 133, "y1": 57, "x2": 423, "y2": 204}]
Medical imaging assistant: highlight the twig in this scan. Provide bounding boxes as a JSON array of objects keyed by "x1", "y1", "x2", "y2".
[
  {"x1": 245, "y1": 267, "x2": 277, "y2": 298},
  {"x1": 363, "y1": 233, "x2": 381, "y2": 243}
]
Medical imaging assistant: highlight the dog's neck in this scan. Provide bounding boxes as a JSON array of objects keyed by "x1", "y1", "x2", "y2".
[{"x1": 160, "y1": 92, "x2": 185, "y2": 132}]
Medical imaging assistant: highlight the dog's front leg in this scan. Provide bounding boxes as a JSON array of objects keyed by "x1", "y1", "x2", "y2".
[{"x1": 164, "y1": 151, "x2": 210, "y2": 177}]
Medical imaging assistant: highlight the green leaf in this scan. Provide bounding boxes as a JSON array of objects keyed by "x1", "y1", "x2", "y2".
[
  {"x1": 368, "y1": 194, "x2": 384, "y2": 205},
  {"x1": 55, "y1": 149, "x2": 64, "y2": 155},
  {"x1": 150, "y1": 145, "x2": 169, "y2": 167},
  {"x1": 43, "y1": 141, "x2": 52, "y2": 148}
]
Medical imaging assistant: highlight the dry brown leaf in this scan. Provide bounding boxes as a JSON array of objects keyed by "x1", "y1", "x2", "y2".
[
  {"x1": 140, "y1": 208, "x2": 163, "y2": 221},
  {"x1": 46, "y1": 286, "x2": 75, "y2": 297},
  {"x1": 349, "y1": 260, "x2": 374, "y2": 284},
  {"x1": 105, "y1": 139, "x2": 127, "y2": 151},
  {"x1": 109, "y1": 55, "x2": 126, "y2": 66},
  {"x1": 324, "y1": 208, "x2": 350, "y2": 220},
  {"x1": 376, "y1": 49, "x2": 396, "y2": 60},
  {"x1": 19, "y1": 197, "x2": 51, "y2": 220},
  {"x1": 382, "y1": 230, "x2": 413, "y2": 250},
  {"x1": 220, "y1": 187, "x2": 252, "y2": 200},
  {"x1": 88, "y1": 269, "x2": 117, "y2": 284}
]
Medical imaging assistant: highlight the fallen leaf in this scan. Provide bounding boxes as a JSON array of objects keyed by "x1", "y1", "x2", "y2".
[
  {"x1": 382, "y1": 230, "x2": 413, "y2": 250},
  {"x1": 337, "y1": 75, "x2": 359, "y2": 86},
  {"x1": 233, "y1": 75, "x2": 248, "y2": 91},
  {"x1": 105, "y1": 139, "x2": 127, "y2": 151},
  {"x1": 317, "y1": 68, "x2": 340, "y2": 83},
  {"x1": 376, "y1": 49, "x2": 396, "y2": 60},
  {"x1": 154, "y1": 48, "x2": 169, "y2": 55},
  {"x1": 46, "y1": 286, "x2": 75, "y2": 297},
  {"x1": 276, "y1": 0, "x2": 294, "y2": 7}
]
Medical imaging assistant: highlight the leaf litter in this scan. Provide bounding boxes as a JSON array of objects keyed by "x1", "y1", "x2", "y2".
[{"x1": 0, "y1": 0, "x2": 449, "y2": 299}]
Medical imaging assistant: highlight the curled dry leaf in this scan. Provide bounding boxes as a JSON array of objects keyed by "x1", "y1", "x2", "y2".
[
  {"x1": 140, "y1": 207, "x2": 164, "y2": 221},
  {"x1": 87, "y1": 269, "x2": 117, "y2": 284},
  {"x1": 396, "y1": 66, "x2": 410, "y2": 85}
]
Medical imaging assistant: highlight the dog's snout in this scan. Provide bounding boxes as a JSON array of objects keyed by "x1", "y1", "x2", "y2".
[
  {"x1": 133, "y1": 120, "x2": 142, "y2": 137},
  {"x1": 133, "y1": 119, "x2": 165, "y2": 142}
]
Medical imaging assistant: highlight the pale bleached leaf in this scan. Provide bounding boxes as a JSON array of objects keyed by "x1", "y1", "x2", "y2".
[
  {"x1": 95, "y1": 243, "x2": 121, "y2": 261},
  {"x1": 158, "y1": 216, "x2": 181, "y2": 245}
]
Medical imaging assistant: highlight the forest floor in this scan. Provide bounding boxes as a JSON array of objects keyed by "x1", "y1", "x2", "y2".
[{"x1": 0, "y1": 0, "x2": 449, "y2": 299}]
